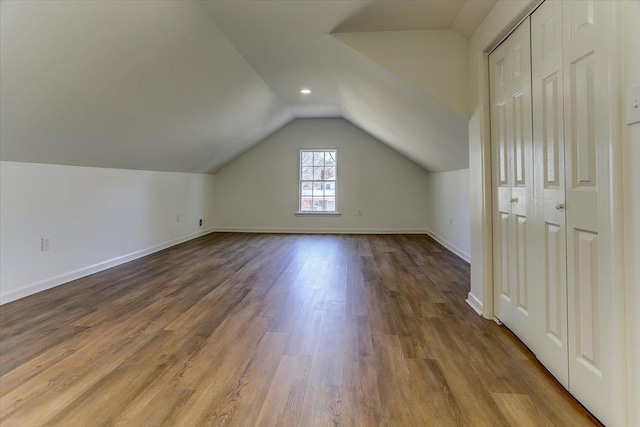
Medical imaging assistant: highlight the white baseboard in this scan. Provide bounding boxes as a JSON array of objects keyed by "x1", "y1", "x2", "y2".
[
  {"x1": 0, "y1": 228, "x2": 215, "y2": 305},
  {"x1": 466, "y1": 292, "x2": 484, "y2": 316},
  {"x1": 213, "y1": 227, "x2": 430, "y2": 235},
  {"x1": 425, "y1": 230, "x2": 471, "y2": 263}
]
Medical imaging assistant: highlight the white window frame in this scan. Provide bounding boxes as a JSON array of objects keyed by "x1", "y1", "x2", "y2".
[{"x1": 296, "y1": 148, "x2": 341, "y2": 215}]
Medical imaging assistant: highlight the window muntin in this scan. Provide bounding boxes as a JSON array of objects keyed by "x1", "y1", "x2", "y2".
[{"x1": 300, "y1": 150, "x2": 337, "y2": 212}]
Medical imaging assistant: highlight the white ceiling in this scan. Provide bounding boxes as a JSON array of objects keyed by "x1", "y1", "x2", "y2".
[{"x1": 1, "y1": 0, "x2": 496, "y2": 174}]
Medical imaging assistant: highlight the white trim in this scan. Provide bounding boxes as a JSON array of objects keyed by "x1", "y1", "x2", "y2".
[
  {"x1": 425, "y1": 229, "x2": 471, "y2": 263},
  {"x1": 298, "y1": 148, "x2": 339, "y2": 213},
  {"x1": 466, "y1": 292, "x2": 484, "y2": 316},
  {"x1": 484, "y1": 0, "x2": 544, "y2": 54},
  {"x1": 213, "y1": 227, "x2": 429, "y2": 235},
  {"x1": 0, "y1": 228, "x2": 215, "y2": 305},
  {"x1": 295, "y1": 211, "x2": 342, "y2": 216}
]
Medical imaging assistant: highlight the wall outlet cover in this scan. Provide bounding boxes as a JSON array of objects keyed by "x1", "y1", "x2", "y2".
[{"x1": 626, "y1": 85, "x2": 640, "y2": 125}]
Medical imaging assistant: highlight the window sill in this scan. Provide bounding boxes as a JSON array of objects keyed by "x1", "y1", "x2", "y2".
[{"x1": 295, "y1": 211, "x2": 342, "y2": 216}]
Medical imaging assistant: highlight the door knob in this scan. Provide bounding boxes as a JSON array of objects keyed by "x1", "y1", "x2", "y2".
[
  {"x1": 510, "y1": 197, "x2": 519, "y2": 203},
  {"x1": 555, "y1": 202, "x2": 565, "y2": 210}
]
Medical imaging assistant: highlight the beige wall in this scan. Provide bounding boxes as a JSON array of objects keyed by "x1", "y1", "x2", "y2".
[
  {"x1": 621, "y1": 1, "x2": 640, "y2": 424},
  {"x1": 426, "y1": 169, "x2": 471, "y2": 263},
  {"x1": 334, "y1": 30, "x2": 469, "y2": 118},
  {"x1": 213, "y1": 118, "x2": 430, "y2": 233}
]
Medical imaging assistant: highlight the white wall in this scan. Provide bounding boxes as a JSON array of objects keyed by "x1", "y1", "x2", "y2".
[
  {"x1": 0, "y1": 161, "x2": 215, "y2": 304},
  {"x1": 213, "y1": 118, "x2": 430, "y2": 233},
  {"x1": 425, "y1": 169, "x2": 471, "y2": 263}
]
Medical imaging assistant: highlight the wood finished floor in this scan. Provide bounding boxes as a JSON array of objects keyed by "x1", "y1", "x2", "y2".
[{"x1": 0, "y1": 233, "x2": 600, "y2": 426}]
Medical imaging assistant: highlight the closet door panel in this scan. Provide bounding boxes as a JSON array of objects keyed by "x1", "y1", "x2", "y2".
[
  {"x1": 490, "y1": 19, "x2": 534, "y2": 348},
  {"x1": 490, "y1": 45, "x2": 514, "y2": 325},
  {"x1": 531, "y1": 0, "x2": 568, "y2": 388},
  {"x1": 508, "y1": 19, "x2": 534, "y2": 346},
  {"x1": 563, "y1": 1, "x2": 621, "y2": 425}
]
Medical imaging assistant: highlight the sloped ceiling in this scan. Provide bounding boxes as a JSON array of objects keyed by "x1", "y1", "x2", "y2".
[
  {"x1": 332, "y1": 29, "x2": 470, "y2": 118},
  {"x1": 201, "y1": 0, "x2": 476, "y2": 172},
  {"x1": 0, "y1": 0, "x2": 292, "y2": 173},
  {"x1": 1, "y1": 0, "x2": 496, "y2": 174}
]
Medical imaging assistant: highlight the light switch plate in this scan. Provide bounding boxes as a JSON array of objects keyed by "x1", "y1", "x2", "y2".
[{"x1": 627, "y1": 85, "x2": 640, "y2": 125}]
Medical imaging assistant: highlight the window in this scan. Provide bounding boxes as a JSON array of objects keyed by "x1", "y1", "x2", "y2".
[{"x1": 299, "y1": 150, "x2": 337, "y2": 212}]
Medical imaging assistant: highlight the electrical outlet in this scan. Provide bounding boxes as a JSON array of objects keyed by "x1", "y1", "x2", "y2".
[
  {"x1": 450, "y1": 218, "x2": 454, "y2": 227},
  {"x1": 177, "y1": 214, "x2": 181, "y2": 223},
  {"x1": 357, "y1": 208, "x2": 362, "y2": 216},
  {"x1": 627, "y1": 85, "x2": 640, "y2": 125},
  {"x1": 199, "y1": 219, "x2": 203, "y2": 227},
  {"x1": 41, "y1": 237, "x2": 50, "y2": 251}
]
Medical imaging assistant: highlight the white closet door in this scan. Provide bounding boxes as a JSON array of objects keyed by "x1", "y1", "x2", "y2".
[
  {"x1": 490, "y1": 19, "x2": 535, "y2": 349},
  {"x1": 531, "y1": 0, "x2": 569, "y2": 388},
  {"x1": 563, "y1": 1, "x2": 621, "y2": 425}
]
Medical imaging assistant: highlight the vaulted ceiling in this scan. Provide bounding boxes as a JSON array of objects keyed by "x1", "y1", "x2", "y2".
[{"x1": 0, "y1": 0, "x2": 496, "y2": 174}]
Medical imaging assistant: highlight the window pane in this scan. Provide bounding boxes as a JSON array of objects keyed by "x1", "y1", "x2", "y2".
[
  {"x1": 301, "y1": 166, "x2": 313, "y2": 180},
  {"x1": 312, "y1": 182, "x2": 323, "y2": 196},
  {"x1": 312, "y1": 198, "x2": 324, "y2": 211},
  {"x1": 313, "y1": 152, "x2": 325, "y2": 167},
  {"x1": 325, "y1": 151, "x2": 336, "y2": 166},
  {"x1": 313, "y1": 167, "x2": 325, "y2": 180},
  {"x1": 301, "y1": 197, "x2": 313, "y2": 211},
  {"x1": 302, "y1": 152, "x2": 314, "y2": 167},
  {"x1": 324, "y1": 183, "x2": 336, "y2": 197},
  {"x1": 324, "y1": 166, "x2": 336, "y2": 180},
  {"x1": 325, "y1": 197, "x2": 336, "y2": 212},
  {"x1": 301, "y1": 181, "x2": 313, "y2": 197}
]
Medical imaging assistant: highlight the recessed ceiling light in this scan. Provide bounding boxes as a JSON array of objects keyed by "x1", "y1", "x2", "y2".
[{"x1": 300, "y1": 88, "x2": 312, "y2": 94}]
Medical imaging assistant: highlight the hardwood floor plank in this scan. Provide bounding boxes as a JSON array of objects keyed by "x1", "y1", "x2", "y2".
[
  {"x1": 114, "y1": 387, "x2": 195, "y2": 427},
  {"x1": 0, "y1": 296, "x2": 178, "y2": 424},
  {"x1": 298, "y1": 385, "x2": 344, "y2": 427},
  {"x1": 163, "y1": 315, "x2": 272, "y2": 426},
  {"x1": 405, "y1": 358, "x2": 465, "y2": 426},
  {"x1": 255, "y1": 354, "x2": 311, "y2": 427},
  {"x1": 283, "y1": 289, "x2": 324, "y2": 356},
  {"x1": 0, "y1": 233, "x2": 601, "y2": 426},
  {"x1": 199, "y1": 331, "x2": 289, "y2": 427},
  {"x1": 426, "y1": 321, "x2": 513, "y2": 427},
  {"x1": 491, "y1": 393, "x2": 553, "y2": 427},
  {"x1": 342, "y1": 317, "x2": 382, "y2": 426},
  {"x1": 371, "y1": 333, "x2": 419, "y2": 426},
  {"x1": 307, "y1": 300, "x2": 346, "y2": 388}
]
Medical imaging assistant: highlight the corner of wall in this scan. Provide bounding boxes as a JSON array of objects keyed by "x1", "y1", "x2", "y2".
[{"x1": 466, "y1": 291, "x2": 484, "y2": 316}]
